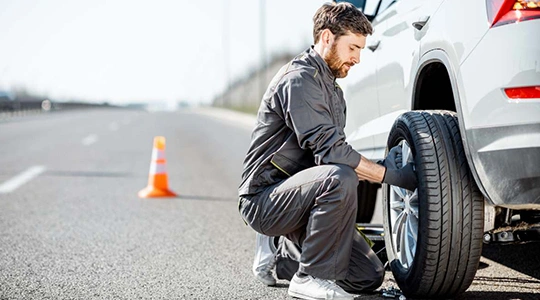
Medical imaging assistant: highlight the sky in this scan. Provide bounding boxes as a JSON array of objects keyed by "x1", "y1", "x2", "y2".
[{"x1": 0, "y1": 0, "x2": 330, "y2": 106}]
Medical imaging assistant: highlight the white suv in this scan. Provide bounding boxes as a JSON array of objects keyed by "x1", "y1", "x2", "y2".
[{"x1": 339, "y1": 0, "x2": 540, "y2": 298}]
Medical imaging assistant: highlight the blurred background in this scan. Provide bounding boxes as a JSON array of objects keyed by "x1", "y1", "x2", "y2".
[{"x1": 0, "y1": 0, "x2": 335, "y2": 114}]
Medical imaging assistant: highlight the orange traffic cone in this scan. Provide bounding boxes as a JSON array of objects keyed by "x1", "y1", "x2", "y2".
[{"x1": 138, "y1": 136, "x2": 177, "y2": 198}]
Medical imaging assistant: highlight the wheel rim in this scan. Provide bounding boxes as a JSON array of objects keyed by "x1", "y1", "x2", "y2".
[{"x1": 389, "y1": 140, "x2": 418, "y2": 269}]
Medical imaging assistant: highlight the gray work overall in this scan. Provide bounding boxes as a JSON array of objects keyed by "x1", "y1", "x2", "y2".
[{"x1": 238, "y1": 47, "x2": 384, "y2": 292}]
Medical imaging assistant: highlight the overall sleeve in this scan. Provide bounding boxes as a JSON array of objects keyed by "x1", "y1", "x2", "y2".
[{"x1": 278, "y1": 70, "x2": 361, "y2": 169}]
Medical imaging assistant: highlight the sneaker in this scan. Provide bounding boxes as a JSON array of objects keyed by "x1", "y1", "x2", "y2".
[
  {"x1": 254, "y1": 252, "x2": 277, "y2": 286},
  {"x1": 253, "y1": 234, "x2": 278, "y2": 286},
  {"x1": 288, "y1": 274, "x2": 354, "y2": 300}
]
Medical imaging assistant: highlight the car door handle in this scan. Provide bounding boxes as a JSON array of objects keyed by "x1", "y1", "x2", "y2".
[
  {"x1": 367, "y1": 40, "x2": 380, "y2": 52},
  {"x1": 412, "y1": 17, "x2": 430, "y2": 31}
]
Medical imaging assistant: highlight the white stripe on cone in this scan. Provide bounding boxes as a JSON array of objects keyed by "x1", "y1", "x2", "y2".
[
  {"x1": 151, "y1": 149, "x2": 165, "y2": 161},
  {"x1": 150, "y1": 163, "x2": 167, "y2": 175}
]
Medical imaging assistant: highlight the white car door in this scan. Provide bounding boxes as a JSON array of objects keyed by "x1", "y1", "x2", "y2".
[
  {"x1": 371, "y1": 0, "x2": 444, "y2": 158},
  {"x1": 341, "y1": 17, "x2": 384, "y2": 158}
]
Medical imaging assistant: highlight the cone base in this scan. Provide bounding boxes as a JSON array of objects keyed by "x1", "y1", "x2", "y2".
[{"x1": 138, "y1": 186, "x2": 177, "y2": 198}]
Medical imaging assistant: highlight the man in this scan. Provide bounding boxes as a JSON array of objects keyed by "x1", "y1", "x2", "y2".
[{"x1": 239, "y1": 2, "x2": 417, "y2": 300}]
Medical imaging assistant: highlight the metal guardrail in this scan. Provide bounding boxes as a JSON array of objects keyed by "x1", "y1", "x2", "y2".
[
  {"x1": 0, "y1": 108, "x2": 44, "y2": 121},
  {"x1": 0, "y1": 100, "x2": 121, "y2": 121}
]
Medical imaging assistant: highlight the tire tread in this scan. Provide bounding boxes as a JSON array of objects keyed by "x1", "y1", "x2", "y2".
[{"x1": 383, "y1": 110, "x2": 484, "y2": 298}]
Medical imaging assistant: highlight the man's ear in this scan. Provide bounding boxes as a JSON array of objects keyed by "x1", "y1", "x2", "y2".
[{"x1": 320, "y1": 29, "x2": 334, "y2": 47}]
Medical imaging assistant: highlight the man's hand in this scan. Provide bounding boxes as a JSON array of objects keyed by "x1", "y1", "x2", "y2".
[
  {"x1": 379, "y1": 145, "x2": 418, "y2": 191},
  {"x1": 383, "y1": 163, "x2": 417, "y2": 191},
  {"x1": 378, "y1": 145, "x2": 402, "y2": 170}
]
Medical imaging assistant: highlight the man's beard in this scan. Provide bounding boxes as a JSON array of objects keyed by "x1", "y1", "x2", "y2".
[{"x1": 326, "y1": 44, "x2": 352, "y2": 78}]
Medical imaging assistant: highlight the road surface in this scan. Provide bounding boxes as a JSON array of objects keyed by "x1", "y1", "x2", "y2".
[{"x1": 1, "y1": 108, "x2": 539, "y2": 299}]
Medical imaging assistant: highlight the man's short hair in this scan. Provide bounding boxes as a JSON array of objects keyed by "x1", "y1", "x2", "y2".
[{"x1": 313, "y1": 2, "x2": 373, "y2": 43}]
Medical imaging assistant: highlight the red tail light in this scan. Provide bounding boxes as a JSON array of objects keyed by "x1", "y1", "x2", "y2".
[
  {"x1": 486, "y1": 0, "x2": 540, "y2": 27},
  {"x1": 504, "y1": 86, "x2": 540, "y2": 99}
]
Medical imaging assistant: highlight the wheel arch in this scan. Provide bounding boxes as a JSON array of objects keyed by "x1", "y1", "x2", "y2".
[
  {"x1": 411, "y1": 49, "x2": 489, "y2": 200},
  {"x1": 412, "y1": 61, "x2": 455, "y2": 112}
]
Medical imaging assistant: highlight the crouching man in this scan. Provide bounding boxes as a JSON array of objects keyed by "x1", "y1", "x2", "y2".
[{"x1": 239, "y1": 2, "x2": 417, "y2": 299}]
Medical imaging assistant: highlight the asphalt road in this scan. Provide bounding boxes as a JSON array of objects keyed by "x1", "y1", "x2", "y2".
[{"x1": 0, "y1": 108, "x2": 539, "y2": 300}]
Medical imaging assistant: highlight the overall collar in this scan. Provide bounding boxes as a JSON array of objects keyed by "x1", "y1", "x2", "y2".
[{"x1": 307, "y1": 46, "x2": 336, "y2": 84}]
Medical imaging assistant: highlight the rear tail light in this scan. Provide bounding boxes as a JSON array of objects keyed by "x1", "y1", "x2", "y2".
[
  {"x1": 486, "y1": 0, "x2": 540, "y2": 27},
  {"x1": 504, "y1": 86, "x2": 540, "y2": 99}
]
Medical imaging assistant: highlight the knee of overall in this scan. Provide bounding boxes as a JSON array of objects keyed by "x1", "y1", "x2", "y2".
[
  {"x1": 327, "y1": 164, "x2": 358, "y2": 205},
  {"x1": 349, "y1": 265, "x2": 384, "y2": 293},
  {"x1": 366, "y1": 267, "x2": 385, "y2": 292}
]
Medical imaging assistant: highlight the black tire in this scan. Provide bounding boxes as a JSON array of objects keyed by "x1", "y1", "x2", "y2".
[
  {"x1": 356, "y1": 181, "x2": 380, "y2": 223},
  {"x1": 382, "y1": 111, "x2": 484, "y2": 298}
]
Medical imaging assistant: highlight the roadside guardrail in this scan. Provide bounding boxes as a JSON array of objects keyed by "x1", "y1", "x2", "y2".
[{"x1": 0, "y1": 100, "x2": 122, "y2": 121}]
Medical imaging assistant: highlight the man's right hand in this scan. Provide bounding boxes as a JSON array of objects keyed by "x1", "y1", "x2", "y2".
[
  {"x1": 378, "y1": 145, "x2": 402, "y2": 170},
  {"x1": 383, "y1": 163, "x2": 418, "y2": 191},
  {"x1": 379, "y1": 145, "x2": 418, "y2": 191}
]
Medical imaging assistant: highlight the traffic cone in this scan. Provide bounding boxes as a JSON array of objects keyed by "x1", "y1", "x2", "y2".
[{"x1": 138, "y1": 136, "x2": 177, "y2": 198}]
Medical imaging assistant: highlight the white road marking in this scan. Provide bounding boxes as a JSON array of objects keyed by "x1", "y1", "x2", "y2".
[
  {"x1": 82, "y1": 134, "x2": 98, "y2": 146},
  {"x1": 0, "y1": 166, "x2": 46, "y2": 194}
]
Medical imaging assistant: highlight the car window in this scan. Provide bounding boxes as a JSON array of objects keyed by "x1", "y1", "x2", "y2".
[
  {"x1": 338, "y1": 0, "x2": 397, "y2": 17},
  {"x1": 341, "y1": 0, "x2": 366, "y2": 10},
  {"x1": 378, "y1": 0, "x2": 397, "y2": 15}
]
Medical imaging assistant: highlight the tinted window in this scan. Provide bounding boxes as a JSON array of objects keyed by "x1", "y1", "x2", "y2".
[
  {"x1": 378, "y1": 0, "x2": 397, "y2": 15},
  {"x1": 336, "y1": 0, "x2": 367, "y2": 11}
]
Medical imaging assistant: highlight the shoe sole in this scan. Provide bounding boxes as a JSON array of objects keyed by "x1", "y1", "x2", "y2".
[
  {"x1": 255, "y1": 275, "x2": 276, "y2": 286},
  {"x1": 259, "y1": 280, "x2": 276, "y2": 286},
  {"x1": 288, "y1": 289, "x2": 353, "y2": 300},
  {"x1": 288, "y1": 290, "x2": 320, "y2": 300}
]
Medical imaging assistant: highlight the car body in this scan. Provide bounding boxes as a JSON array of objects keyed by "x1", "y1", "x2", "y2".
[
  {"x1": 338, "y1": 0, "x2": 540, "y2": 297},
  {"x1": 342, "y1": 0, "x2": 540, "y2": 209}
]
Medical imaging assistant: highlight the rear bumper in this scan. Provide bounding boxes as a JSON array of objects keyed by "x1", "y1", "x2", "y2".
[
  {"x1": 467, "y1": 123, "x2": 540, "y2": 208},
  {"x1": 458, "y1": 19, "x2": 540, "y2": 208}
]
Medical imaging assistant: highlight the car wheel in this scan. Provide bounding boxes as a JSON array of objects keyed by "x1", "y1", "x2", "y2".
[{"x1": 382, "y1": 111, "x2": 484, "y2": 298}]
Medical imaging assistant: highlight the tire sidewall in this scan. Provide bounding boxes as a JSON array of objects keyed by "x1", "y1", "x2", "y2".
[{"x1": 382, "y1": 113, "x2": 427, "y2": 293}]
